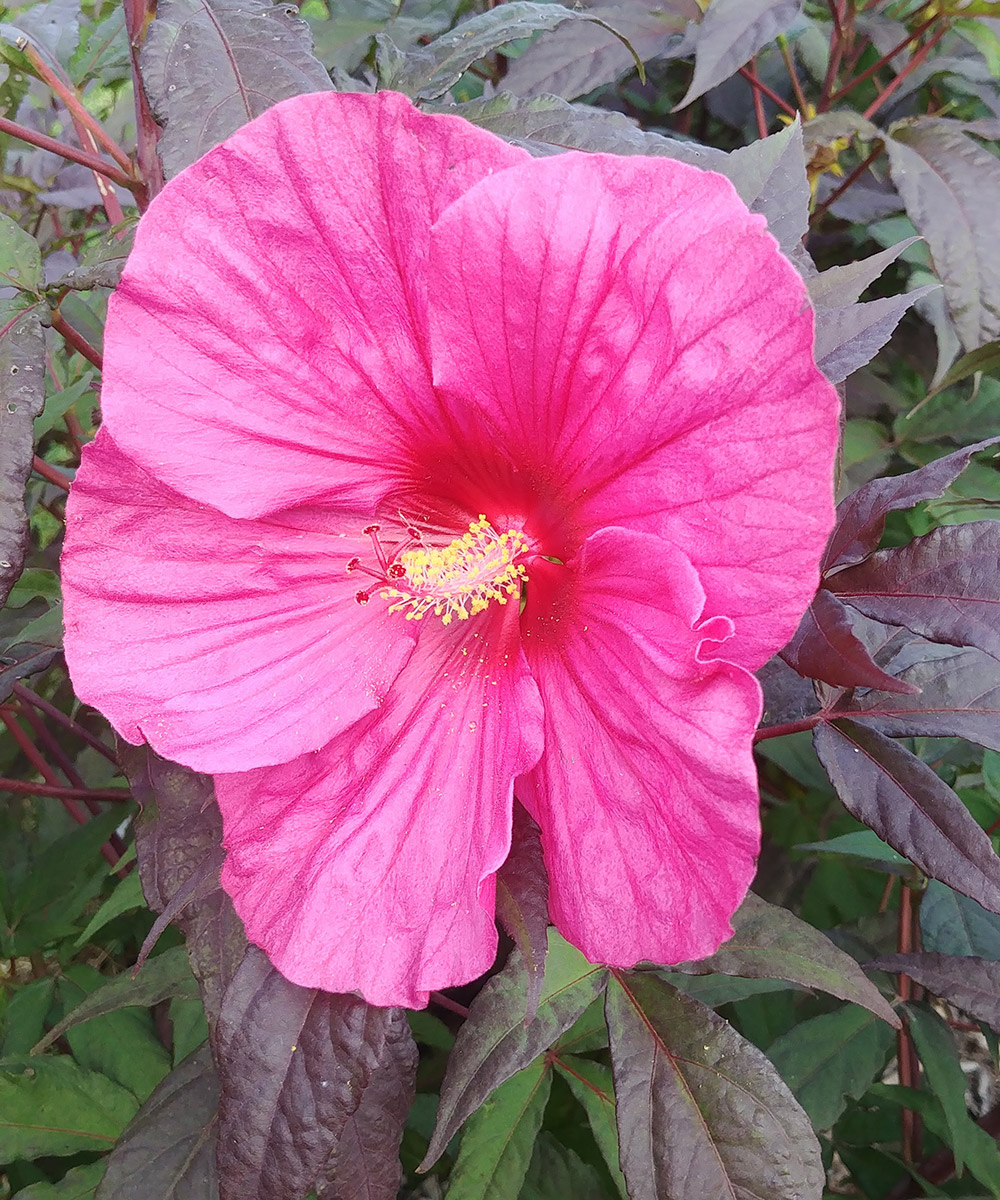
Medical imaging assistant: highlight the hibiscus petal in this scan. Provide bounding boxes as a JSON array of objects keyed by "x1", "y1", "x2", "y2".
[
  {"x1": 62, "y1": 431, "x2": 414, "y2": 772},
  {"x1": 100, "y1": 91, "x2": 527, "y2": 519},
  {"x1": 215, "y1": 608, "x2": 544, "y2": 1007},
  {"x1": 427, "y1": 152, "x2": 839, "y2": 670},
  {"x1": 517, "y1": 526, "x2": 762, "y2": 967}
]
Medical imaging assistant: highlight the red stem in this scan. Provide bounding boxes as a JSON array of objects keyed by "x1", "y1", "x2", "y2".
[
  {"x1": 429, "y1": 991, "x2": 471, "y2": 1019},
  {"x1": 123, "y1": 0, "x2": 163, "y2": 205},
  {"x1": 12, "y1": 682, "x2": 119, "y2": 765},
  {"x1": 810, "y1": 145, "x2": 884, "y2": 223},
  {"x1": 0, "y1": 776, "x2": 130, "y2": 801},
  {"x1": 828, "y1": 14, "x2": 940, "y2": 104},
  {"x1": 864, "y1": 26, "x2": 947, "y2": 120},
  {"x1": 819, "y1": 4, "x2": 848, "y2": 111},
  {"x1": 0, "y1": 116, "x2": 134, "y2": 190},
  {"x1": 32, "y1": 456, "x2": 72, "y2": 491},
  {"x1": 21, "y1": 42, "x2": 134, "y2": 174},
  {"x1": 50, "y1": 310, "x2": 103, "y2": 371},
  {"x1": 753, "y1": 716, "x2": 822, "y2": 743},
  {"x1": 896, "y1": 883, "x2": 922, "y2": 1163},
  {"x1": 738, "y1": 64, "x2": 797, "y2": 118}
]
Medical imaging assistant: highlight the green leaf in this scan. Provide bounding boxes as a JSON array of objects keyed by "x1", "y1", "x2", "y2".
[
  {"x1": 33, "y1": 947, "x2": 200, "y2": 1056},
  {"x1": 520, "y1": 1132, "x2": 610, "y2": 1200},
  {"x1": 34, "y1": 371, "x2": 97, "y2": 439},
  {"x1": 0, "y1": 977, "x2": 55, "y2": 1057},
  {"x1": 14, "y1": 1160, "x2": 106, "y2": 1199},
  {"x1": 872, "y1": 1083, "x2": 1000, "y2": 1195},
  {"x1": 555, "y1": 1056, "x2": 627, "y2": 1199},
  {"x1": 422, "y1": 930, "x2": 607, "y2": 1168},
  {"x1": 5, "y1": 568, "x2": 61, "y2": 608},
  {"x1": 0, "y1": 1055, "x2": 139, "y2": 1158},
  {"x1": 605, "y1": 971, "x2": 824, "y2": 1200},
  {"x1": 0, "y1": 211, "x2": 42, "y2": 293},
  {"x1": 926, "y1": 338, "x2": 1000, "y2": 397},
  {"x1": 445, "y1": 1060, "x2": 552, "y2": 1200},
  {"x1": 795, "y1": 829, "x2": 913, "y2": 875},
  {"x1": 766, "y1": 1004, "x2": 896, "y2": 1131},
  {"x1": 905, "y1": 1003, "x2": 979, "y2": 1176},
  {"x1": 920, "y1": 880, "x2": 1000, "y2": 959},
  {"x1": 73, "y1": 869, "x2": 146, "y2": 949}
]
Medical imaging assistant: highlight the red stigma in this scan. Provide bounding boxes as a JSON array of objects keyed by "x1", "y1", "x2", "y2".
[{"x1": 355, "y1": 590, "x2": 371, "y2": 605}]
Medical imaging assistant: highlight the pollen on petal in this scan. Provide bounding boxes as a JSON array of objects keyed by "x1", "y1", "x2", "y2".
[{"x1": 381, "y1": 517, "x2": 529, "y2": 625}]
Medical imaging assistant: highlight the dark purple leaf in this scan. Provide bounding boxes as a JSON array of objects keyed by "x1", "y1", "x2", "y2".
[
  {"x1": 823, "y1": 436, "x2": 1000, "y2": 572},
  {"x1": 812, "y1": 285, "x2": 937, "y2": 385},
  {"x1": 678, "y1": 892, "x2": 899, "y2": 1027},
  {"x1": 605, "y1": 971, "x2": 825, "y2": 1200},
  {"x1": 724, "y1": 119, "x2": 810, "y2": 257},
  {"x1": 496, "y1": 802, "x2": 549, "y2": 1023},
  {"x1": 780, "y1": 587, "x2": 920, "y2": 694},
  {"x1": 96, "y1": 1043, "x2": 219, "y2": 1200},
  {"x1": 446, "y1": 92, "x2": 731, "y2": 168},
  {"x1": 422, "y1": 931, "x2": 608, "y2": 1168},
  {"x1": 830, "y1": 521, "x2": 1000, "y2": 660},
  {"x1": 501, "y1": 0, "x2": 697, "y2": 100},
  {"x1": 122, "y1": 745, "x2": 248, "y2": 1030},
  {"x1": 676, "y1": 0, "x2": 802, "y2": 109},
  {"x1": 813, "y1": 720, "x2": 1000, "y2": 913},
  {"x1": 140, "y1": 0, "x2": 334, "y2": 179},
  {"x1": 833, "y1": 634, "x2": 1000, "y2": 751},
  {"x1": 758, "y1": 653, "x2": 821, "y2": 729},
  {"x1": 807, "y1": 238, "x2": 919, "y2": 310},
  {"x1": 0, "y1": 283, "x2": 45, "y2": 608},
  {"x1": 885, "y1": 117, "x2": 1000, "y2": 352},
  {"x1": 866, "y1": 952, "x2": 1000, "y2": 1033},
  {"x1": 0, "y1": 643, "x2": 59, "y2": 704},
  {"x1": 390, "y1": 3, "x2": 641, "y2": 102},
  {"x1": 216, "y1": 947, "x2": 416, "y2": 1200},
  {"x1": 316, "y1": 1018, "x2": 418, "y2": 1200}
]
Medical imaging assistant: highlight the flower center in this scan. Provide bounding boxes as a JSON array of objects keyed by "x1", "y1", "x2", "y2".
[{"x1": 348, "y1": 517, "x2": 530, "y2": 626}]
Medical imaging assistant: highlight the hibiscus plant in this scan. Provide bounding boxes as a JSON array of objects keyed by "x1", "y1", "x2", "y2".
[{"x1": 2, "y1": 1, "x2": 1000, "y2": 1198}]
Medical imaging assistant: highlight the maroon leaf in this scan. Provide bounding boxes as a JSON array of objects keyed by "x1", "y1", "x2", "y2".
[
  {"x1": 757, "y1": 654, "x2": 820, "y2": 728},
  {"x1": 422, "y1": 931, "x2": 607, "y2": 1168},
  {"x1": 866, "y1": 953, "x2": 1000, "y2": 1033},
  {"x1": 679, "y1": 892, "x2": 899, "y2": 1027},
  {"x1": 605, "y1": 971, "x2": 825, "y2": 1200},
  {"x1": 885, "y1": 117, "x2": 1000, "y2": 353},
  {"x1": 829, "y1": 521, "x2": 1000, "y2": 660},
  {"x1": 0, "y1": 643, "x2": 59, "y2": 705},
  {"x1": 822, "y1": 436, "x2": 1000, "y2": 573},
  {"x1": 813, "y1": 720, "x2": 1000, "y2": 913},
  {"x1": 501, "y1": 0, "x2": 697, "y2": 100},
  {"x1": 496, "y1": 802, "x2": 550, "y2": 1023},
  {"x1": 807, "y1": 238, "x2": 920, "y2": 310},
  {"x1": 122, "y1": 745, "x2": 248, "y2": 1030},
  {"x1": 780, "y1": 588, "x2": 919, "y2": 694},
  {"x1": 812, "y1": 285, "x2": 937, "y2": 385},
  {"x1": 216, "y1": 947, "x2": 416, "y2": 1200},
  {"x1": 723, "y1": 120, "x2": 810, "y2": 259},
  {"x1": 676, "y1": 0, "x2": 802, "y2": 109},
  {"x1": 140, "y1": 0, "x2": 334, "y2": 178},
  {"x1": 0, "y1": 301, "x2": 46, "y2": 609},
  {"x1": 834, "y1": 634, "x2": 1000, "y2": 751},
  {"x1": 96, "y1": 1043, "x2": 219, "y2": 1200}
]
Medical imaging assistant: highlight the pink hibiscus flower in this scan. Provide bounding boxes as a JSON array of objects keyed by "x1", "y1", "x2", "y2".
[{"x1": 62, "y1": 91, "x2": 839, "y2": 1008}]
